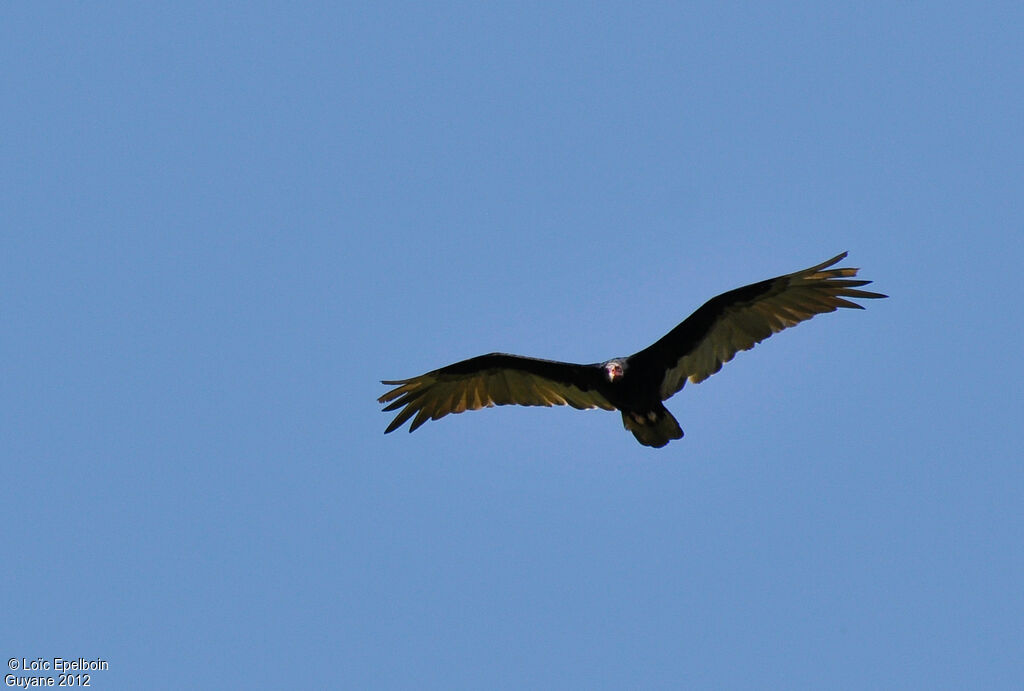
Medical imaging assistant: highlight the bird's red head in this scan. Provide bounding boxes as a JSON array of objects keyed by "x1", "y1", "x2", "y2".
[{"x1": 604, "y1": 360, "x2": 624, "y2": 382}]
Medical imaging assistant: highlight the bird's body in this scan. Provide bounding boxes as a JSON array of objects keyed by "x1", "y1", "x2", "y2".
[{"x1": 379, "y1": 253, "x2": 885, "y2": 447}]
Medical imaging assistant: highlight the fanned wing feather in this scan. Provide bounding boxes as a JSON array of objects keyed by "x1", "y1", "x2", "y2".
[
  {"x1": 631, "y1": 252, "x2": 887, "y2": 400},
  {"x1": 379, "y1": 353, "x2": 615, "y2": 433}
]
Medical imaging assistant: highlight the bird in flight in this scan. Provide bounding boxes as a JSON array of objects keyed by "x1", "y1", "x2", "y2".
[{"x1": 379, "y1": 252, "x2": 885, "y2": 447}]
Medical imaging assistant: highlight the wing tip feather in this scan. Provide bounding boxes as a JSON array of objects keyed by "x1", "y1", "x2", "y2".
[{"x1": 806, "y1": 251, "x2": 848, "y2": 274}]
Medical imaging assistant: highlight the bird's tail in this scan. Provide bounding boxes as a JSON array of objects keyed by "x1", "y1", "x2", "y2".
[{"x1": 621, "y1": 405, "x2": 684, "y2": 448}]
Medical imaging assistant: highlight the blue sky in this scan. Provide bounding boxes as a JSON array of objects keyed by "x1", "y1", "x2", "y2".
[{"x1": 3, "y1": 2, "x2": 1022, "y2": 688}]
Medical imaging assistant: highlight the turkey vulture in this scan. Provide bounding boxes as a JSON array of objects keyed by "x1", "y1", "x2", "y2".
[{"x1": 380, "y1": 252, "x2": 885, "y2": 447}]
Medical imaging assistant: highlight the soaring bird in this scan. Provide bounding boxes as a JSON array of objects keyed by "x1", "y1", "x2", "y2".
[{"x1": 379, "y1": 252, "x2": 885, "y2": 447}]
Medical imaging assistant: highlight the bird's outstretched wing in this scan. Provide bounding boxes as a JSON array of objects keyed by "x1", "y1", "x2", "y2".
[
  {"x1": 379, "y1": 353, "x2": 615, "y2": 433},
  {"x1": 630, "y1": 252, "x2": 887, "y2": 400}
]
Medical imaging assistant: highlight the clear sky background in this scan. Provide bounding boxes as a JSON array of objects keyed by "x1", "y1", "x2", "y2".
[{"x1": 3, "y1": 3, "x2": 1022, "y2": 689}]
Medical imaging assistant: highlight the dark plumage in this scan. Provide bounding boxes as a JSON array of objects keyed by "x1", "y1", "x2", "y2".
[{"x1": 379, "y1": 252, "x2": 886, "y2": 447}]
